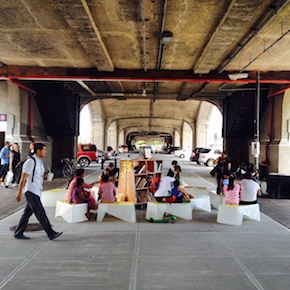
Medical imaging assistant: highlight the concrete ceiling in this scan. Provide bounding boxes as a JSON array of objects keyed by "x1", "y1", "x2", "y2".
[{"x1": 1, "y1": 0, "x2": 290, "y2": 135}]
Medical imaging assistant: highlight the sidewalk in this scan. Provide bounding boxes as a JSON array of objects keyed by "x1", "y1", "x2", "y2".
[{"x1": 0, "y1": 161, "x2": 290, "y2": 289}]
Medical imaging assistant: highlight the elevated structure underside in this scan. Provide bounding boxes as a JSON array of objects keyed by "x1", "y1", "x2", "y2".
[{"x1": 1, "y1": 1, "x2": 290, "y2": 149}]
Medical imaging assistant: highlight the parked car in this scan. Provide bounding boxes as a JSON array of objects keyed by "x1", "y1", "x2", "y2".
[
  {"x1": 118, "y1": 144, "x2": 128, "y2": 153},
  {"x1": 174, "y1": 149, "x2": 187, "y2": 159},
  {"x1": 167, "y1": 146, "x2": 181, "y2": 154},
  {"x1": 198, "y1": 148, "x2": 222, "y2": 167},
  {"x1": 97, "y1": 149, "x2": 112, "y2": 163},
  {"x1": 77, "y1": 143, "x2": 98, "y2": 167},
  {"x1": 107, "y1": 146, "x2": 118, "y2": 156},
  {"x1": 190, "y1": 147, "x2": 204, "y2": 164}
]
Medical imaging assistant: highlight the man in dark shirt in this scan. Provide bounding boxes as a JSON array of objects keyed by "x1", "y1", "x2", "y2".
[{"x1": 107, "y1": 162, "x2": 119, "y2": 186}]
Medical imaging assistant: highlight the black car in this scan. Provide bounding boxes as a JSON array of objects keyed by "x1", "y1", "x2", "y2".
[
  {"x1": 190, "y1": 147, "x2": 204, "y2": 164},
  {"x1": 167, "y1": 146, "x2": 181, "y2": 154}
]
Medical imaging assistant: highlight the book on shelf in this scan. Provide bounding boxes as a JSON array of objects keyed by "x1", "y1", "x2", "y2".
[
  {"x1": 137, "y1": 178, "x2": 147, "y2": 188},
  {"x1": 134, "y1": 164, "x2": 146, "y2": 174},
  {"x1": 155, "y1": 160, "x2": 162, "y2": 172},
  {"x1": 135, "y1": 177, "x2": 142, "y2": 187}
]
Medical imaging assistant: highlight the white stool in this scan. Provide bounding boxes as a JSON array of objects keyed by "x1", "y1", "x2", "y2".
[
  {"x1": 55, "y1": 201, "x2": 88, "y2": 223},
  {"x1": 97, "y1": 202, "x2": 136, "y2": 223},
  {"x1": 217, "y1": 204, "x2": 260, "y2": 226}
]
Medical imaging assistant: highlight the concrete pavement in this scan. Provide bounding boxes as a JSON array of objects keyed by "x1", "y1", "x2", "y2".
[{"x1": 0, "y1": 157, "x2": 290, "y2": 290}]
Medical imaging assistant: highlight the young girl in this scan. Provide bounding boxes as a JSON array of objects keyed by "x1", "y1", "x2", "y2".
[
  {"x1": 222, "y1": 173, "x2": 240, "y2": 205},
  {"x1": 98, "y1": 174, "x2": 116, "y2": 203},
  {"x1": 72, "y1": 177, "x2": 97, "y2": 220}
]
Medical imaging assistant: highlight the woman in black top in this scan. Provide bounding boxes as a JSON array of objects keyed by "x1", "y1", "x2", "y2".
[
  {"x1": 9, "y1": 143, "x2": 21, "y2": 184},
  {"x1": 213, "y1": 151, "x2": 231, "y2": 194}
]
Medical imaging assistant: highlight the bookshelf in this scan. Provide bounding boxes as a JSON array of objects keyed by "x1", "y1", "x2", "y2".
[
  {"x1": 133, "y1": 158, "x2": 163, "y2": 204},
  {"x1": 117, "y1": 158, "x2": 163, "y2": 204}
]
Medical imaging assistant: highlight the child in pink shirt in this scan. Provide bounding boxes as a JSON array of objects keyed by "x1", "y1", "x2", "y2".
[
  {"x1": 98, "y1": 174, "x2": 116, "y2": 202},
  {"x1": 222, "y1": 173, "x2": 240, "y2": 205}
]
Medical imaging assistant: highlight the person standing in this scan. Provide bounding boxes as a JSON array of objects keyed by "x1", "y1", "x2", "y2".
[
  {"x1": 213, "y1": 151, "x2": 231, "y2": 194},
  {"x1": 9, "y1": 142, "x2": 21, "y2": 186},
  {"x1": 14, "y1": 143, "x2": 62, "y2": 240},
  {"x1": 0, "y1": 141, "x2": 11, "y2": 186},
  {"x1": 28, "y1": 140, "x2": 35, "y2": 158}
]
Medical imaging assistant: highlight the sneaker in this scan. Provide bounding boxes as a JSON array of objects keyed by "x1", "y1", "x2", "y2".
[
  {"x1": 0, "y1": 182, "x2": 5, "y2": 187},
  {"x1": 11, "y1": 183, "x2": 18, "y2": 188}
]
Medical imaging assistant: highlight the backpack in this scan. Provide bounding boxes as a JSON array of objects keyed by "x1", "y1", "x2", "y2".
[{"x1": 14, "y1": 157, "x2": 36, "y2": 183}]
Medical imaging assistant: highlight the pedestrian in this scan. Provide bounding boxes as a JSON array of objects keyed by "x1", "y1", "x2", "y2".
[
  {"x1": 27, "y1": 140, "x2": 35, "y2": 158},
  {"x1": 0, "y1": 141, "x2": 11, "y2": 186},
  {"x1": 213, "y1": 150, "x2": 231, "y2": 194},
  {"x1": 14, "y1": 143, "x2": 62, "y2": 240},
  {"x1": 9, "y1": 142, "x2": 21, "y2": 186}
]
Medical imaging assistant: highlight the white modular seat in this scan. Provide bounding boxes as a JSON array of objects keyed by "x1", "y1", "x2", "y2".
[
  {"x1": 55, "y1": 201, "x2": 88, "y2": 223},
  {"x1": 146, "y1": 196, "x2": 211, "y2": 221},
  {"x1": 97, "y1": 202, "x2": 136, "y2": 223},
  {"x1": 217, "y1": 204, "x2": 260, "y2": 226}
]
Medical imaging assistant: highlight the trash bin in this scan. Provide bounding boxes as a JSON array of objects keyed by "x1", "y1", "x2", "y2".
[{"x1": 267, "y1": 173, "x2": 290, "y2": 199}]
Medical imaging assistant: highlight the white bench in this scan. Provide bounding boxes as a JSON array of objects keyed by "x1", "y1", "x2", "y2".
[
  {"x1": 55, "y1": 200, "x2": 88, "y2": 223},
  {"x1": 217, "y1": 204, "x2": 260, "y2": 226},
  {"x1": 184, "y1": 187, "x2": 225, "y2": 209},
  {"x1": 97, "y1": 202, "x2": 136, "y2": 223},
  {"x1": 146, "y1": 196, "x2": 211, "y2": 221},
  {"x1": 41, "y1": 188, "x2": 66, "y2": 207}
]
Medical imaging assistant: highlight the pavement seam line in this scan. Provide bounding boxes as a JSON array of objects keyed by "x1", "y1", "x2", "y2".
[
  {"x1": 128, "y1": 225, "x2": 141, "y2": 290},
  {"x1": 0, "y1": 240, "x2": 50, "y2": 289},
  {"x1": 216, "y1": 232, "x2": 265, "y2": 290}
]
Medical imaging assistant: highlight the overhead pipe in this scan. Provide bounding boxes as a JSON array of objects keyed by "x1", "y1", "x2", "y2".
[
  {"x1": 8, "y1": 77, "x2": 37, "y2": 141},
  {"x1": 2, "y1": 75, "x2": 290, "y2": 84}
]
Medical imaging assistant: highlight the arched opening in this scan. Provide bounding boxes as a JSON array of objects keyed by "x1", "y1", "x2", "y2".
[{"x1": 79, "y1": 101, "x2": 223, "y2": 152}]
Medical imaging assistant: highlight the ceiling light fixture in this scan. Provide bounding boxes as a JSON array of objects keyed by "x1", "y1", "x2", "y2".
[
  {"x1": 161, "y1": 31, "x2": 173, "y2": 44},
  {"x1": 228, "y1": 73, "x2": 249, "y2": 81}
]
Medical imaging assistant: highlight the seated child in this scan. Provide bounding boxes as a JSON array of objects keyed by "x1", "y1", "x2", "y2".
[
  {"x1": 150, "y1": 173, "x2": 161, "y2": 194},
  {"x1": 98, "y1": 174, "x2": 116, "y2": 202},
  {"x1": 162, "y1": 180, "x2": 195, "y2": 203},
  {"x1": 72, "y1": 177, "x2": 97, "y2": 220},
  {"x1": 222, "y1": 173, "x2": 240, "y2": 205}
]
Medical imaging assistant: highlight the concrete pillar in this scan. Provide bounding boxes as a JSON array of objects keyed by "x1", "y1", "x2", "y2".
[
  {"x1": 0, "y1": 80, "x2": 52, "y2": 168},
  {"x1": 174, "y1": 129, "x2": 180, "y2": 146},
  {"x1": 182, "y1": 121, "x2": 192, "y2": 152},
  {"x1": 90, "y1": 100, "x2": 105, "y2": 150},
  {"x1": 107, "y1": 121, "x2": 117, "y2": 150}
]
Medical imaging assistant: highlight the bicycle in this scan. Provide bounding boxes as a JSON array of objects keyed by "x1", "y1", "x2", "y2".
[{"x1": 61, "y1": 158, "x2": 76, "y2": 177}]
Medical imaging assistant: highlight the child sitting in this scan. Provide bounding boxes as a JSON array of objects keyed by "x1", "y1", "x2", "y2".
[
  {"x1": 162, "y1": 180, "x2": 194, "y2": 203},
  {"x1": 72, "y1": 177, "x2": 97, "y2": 220},
  {"x1": 98, "y1": 174, "x2": 116, "y2": 202},
  {"x1": 222, "y1": 173, "x2": 240, "y2": 205}
]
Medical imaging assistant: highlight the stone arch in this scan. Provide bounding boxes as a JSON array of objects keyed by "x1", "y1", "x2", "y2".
[{"x1": 195, "y1": 101, "x2": 217, "y2": 147}]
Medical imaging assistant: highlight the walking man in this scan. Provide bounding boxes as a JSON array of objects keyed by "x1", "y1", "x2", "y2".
[
  {"x1": 0, "y1": 141, "x2": 11, "y2": 186},
  {"x1": 14, "y1": 143, "x2": 62, "y2": 240}
]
